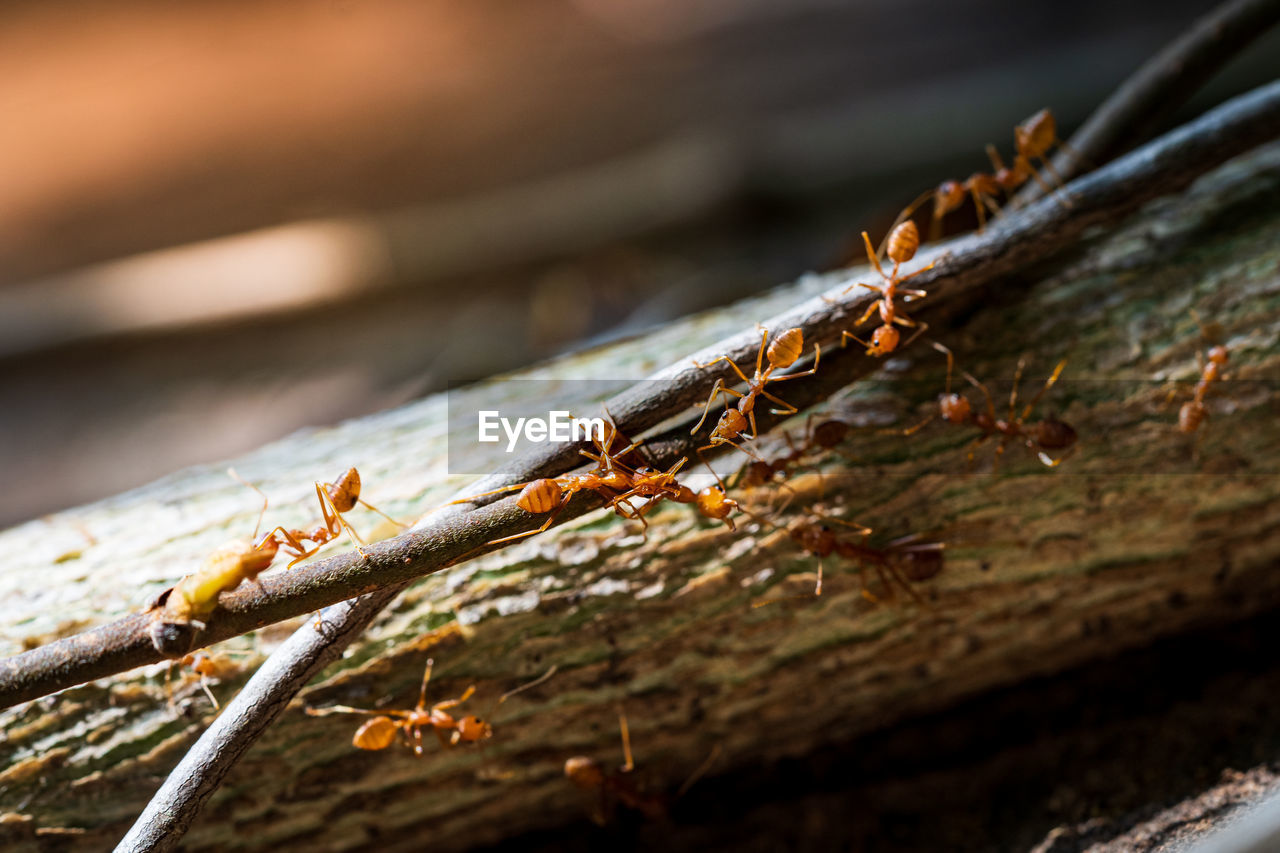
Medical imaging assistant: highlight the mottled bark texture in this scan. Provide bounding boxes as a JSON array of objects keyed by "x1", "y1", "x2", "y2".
[{"x1": 1, "y1": 141, "x2": 1279, "y2": 852}]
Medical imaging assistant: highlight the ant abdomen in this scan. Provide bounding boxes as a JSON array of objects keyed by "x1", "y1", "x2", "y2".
[
  {"x1": 766, "y1": 327, "x2": 805, "y2": 369},
  {"x1": 517, "y1": 480, "x2": 562, "y2": 514},
  {"x1": 885, "y1": 220, "x2": 920, "y2": 265},
  {"x1": 1034, "y1": 417, "x2": 1077, "y2": 450},
  {"x1": 353, "y1": 716, "x2": 400, "y2": 750}
]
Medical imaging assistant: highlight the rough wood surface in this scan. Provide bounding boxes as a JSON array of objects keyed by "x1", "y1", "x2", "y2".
[{"x1": 1, "y1": 142, "x2": 1278, "y2": 851}]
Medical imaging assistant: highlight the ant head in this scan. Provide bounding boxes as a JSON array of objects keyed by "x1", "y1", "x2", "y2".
[
  {"x1": 1207, "y1": 346, "x2": 1229, "y2": 366},
  {"x1": 886, "y1": 221, "x2": 919, "y2": 265},
  {"x1": 565, "y1": 756, "x2": 605, "y2": 790},
  {"x1": 455, "y1": 715, "x2": 493, "y2": 743},
  {"x1": 939, "y1": 393, "x2": 971, "y2": 424},
  {"x1": 696, "y1": 486, "x2": 735, "y2": 520},
  {"x1": 714, "y1": 409, "x2": 750, "y2": 440},
  {"x1": 937, "y1": 180, "x2": 965, "y2": 208},
  {"x1": 867, "y1": 325, "x2": 900, "y2": 356},
  {"x1": 766, "y1": 327, "x2": 804, "y2": 369}
]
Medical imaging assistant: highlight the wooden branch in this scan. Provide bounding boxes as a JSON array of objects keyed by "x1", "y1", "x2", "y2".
[
  {"x1": 3, "y1": 79, "x2": 1279, "y2": 715},
  {"x1": 0, "y1": 90, "x2": 1278, "y2": 853}
]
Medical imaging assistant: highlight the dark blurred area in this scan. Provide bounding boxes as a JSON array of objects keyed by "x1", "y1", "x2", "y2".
[{"x1": 1, "y1": 0, "x2": 1277, "y2": 526}]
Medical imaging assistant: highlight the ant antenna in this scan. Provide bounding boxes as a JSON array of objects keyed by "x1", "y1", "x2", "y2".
[{"x1": 226, "y1": 468, "x2": 270, "y2": 540}]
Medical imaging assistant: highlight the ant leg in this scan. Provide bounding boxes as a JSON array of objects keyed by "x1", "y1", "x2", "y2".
[
  {"x1": 1018, "y1": 360, "x2": 1067, "y2": 423},
  {"x1": 197, "y1": 674, "x2": 220, "y2": 710},
  {"x1": 447, "y1": 482, "x2": 528, "y2": 506},
  {"x1": 484, "y1": 501, "x2": 566, "y2": 547},
  {"x1": 963, "y1": 371, "x2": 998, "y2": 424},
  {"x1": 355, "y1": 496, "x2": 405, "y2": 532},
  {"x1": 1035, "y1": 157, "x2": 1074, "y2": 206},
  {"x1": 854, "y1": 293, "x2": 886, "y2": 327},
  {"x1": 317, "y1": 484, "x2": 370, "y2": 558},
  {"x1": 893, "y1": 317, "x2": 929, "y2": 351},
  {"x1": 841, "y1": 329, "x2": 873, "y2": 351},
  {"x1": 615, "y1": 708, "x2": 638, "y2": 773},
  {"x1": 860, "y1": 231, "x2": 891, "y2": 283},
  {"x1": 677, "y1": 745, "x2": 723, "y2": 798},
  {"x1": 894, "y1": 260, "x2": 937, "y2": 286},
  {"x1": 766, "y1": 343, "x2": 821, "y2": 383},
  {"x1": 932, "y1": 341, "x2": 958, "y2": 395},
  {"x1": 968, "y1": 185, "x2": 989, "y2": 232},
  {"x1": 879, "y1": 189, "x2": 936, "y2": 259},
  {"x1": 760, "y1": 388, "x2": 798, "y2": 416},
  {"x1": 227, "y1": 468, "x2": 271, "y2": 541},
  {"x1": 431, "y1": 684, "x2": 478, "y2": 714},
  {"x1": 1036, "y1": 442, "x2": 1079, "y2": 468}
]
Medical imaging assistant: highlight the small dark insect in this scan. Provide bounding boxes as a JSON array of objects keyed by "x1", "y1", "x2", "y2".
[{"x1": 565, "y1": 709, "x2": 719, "y2": 825}]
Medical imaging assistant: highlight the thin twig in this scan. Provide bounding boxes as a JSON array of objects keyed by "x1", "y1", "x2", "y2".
[
  {"x1": 3, "y1": 78, "x2": 1280, "y2": 714},
  {"x1": 1015, "y1": 0, "x2": 1280, "y2": 205}
]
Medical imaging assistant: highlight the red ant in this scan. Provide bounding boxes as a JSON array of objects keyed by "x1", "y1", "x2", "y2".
[
  {"x1": 886, "y1": 108, "x2": 1073, "y2": 245},
  {"x1": 839, "y1": 222, "x2": 933, "y2": 357},
  {"x1": 897, "y1": 343, "x2": 1077, "y2": 469},
  {"x1": 259, "y1": 467, "x2": 401, "y2": 568},
  {"x1": 579, "y1": 440, "x2": 742, "y2": 532},
  {"x1": 305, "y1": 657, "x2": 556, "y2": 755},
  {"x1": 1174, "y1": 312, "x2": 1230, "y2": 436},
  {"x1": 565, "y1": 709, "x2": 719, "y2": 825},
  {"x1": 736, "y1": 413, "x2": 852, "y2": 490},
  {"x1": 761, "y1": 514, "x2": 944, "y2": 606},
  {"x1": 166, "y1": 649, "x2": 250, "y2": 710},
  {"x1": 690, "y1": 325, "x2": 821, "y2": 459}
]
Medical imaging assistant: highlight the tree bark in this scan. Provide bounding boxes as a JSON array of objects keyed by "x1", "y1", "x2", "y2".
[{"x1": 1, "y1": 140, "x2": 1278, "y2": 852}]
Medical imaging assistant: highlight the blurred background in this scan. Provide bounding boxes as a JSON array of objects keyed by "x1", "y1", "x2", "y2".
[{"x1": 2, "y1": 0, "x2": 1277, "y2": 526}]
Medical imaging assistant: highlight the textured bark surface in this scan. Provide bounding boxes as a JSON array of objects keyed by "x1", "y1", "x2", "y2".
[{"x1": 0, "y1": 142, "x2": 1278, "y2": 851}]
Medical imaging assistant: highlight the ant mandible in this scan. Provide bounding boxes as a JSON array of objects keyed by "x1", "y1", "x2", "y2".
[
  {"x1": 690, "y1": 325, "x2": 821, "y2": 458},
  {"x1": 305, "y1": 657, "x2": 556, "y2": 755},
  {"x1": 900, "y1": 343, "x2": 1077, "y2": 468},
  {"x1": 840, "y1": 222, "x2": 933, "y2": 357}
]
